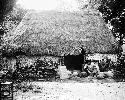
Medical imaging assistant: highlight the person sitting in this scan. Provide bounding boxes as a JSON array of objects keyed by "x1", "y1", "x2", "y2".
[
  {"x1": 83, "y1": 61, "x2": 100, "y2": 77},
  {"x1": 83, "y1": 60, "x2": 92, "y2": 76},
  {"x1": 91, "y1": 62, "x2": 100, "y2": 77},
  {"x1": 99, "y1": 57, "x2": 113, "y2": 72}
]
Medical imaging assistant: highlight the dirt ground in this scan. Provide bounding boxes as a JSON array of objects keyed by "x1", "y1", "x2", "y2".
[{"x1": 13, "y1": 77, "x2": 125, "y2": 100}]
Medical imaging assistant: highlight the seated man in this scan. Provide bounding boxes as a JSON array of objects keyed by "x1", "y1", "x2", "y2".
[
  {"x1": 83, "y1": 61, "x2": 100, "y2": 77},
  {"x1": 91, "y1": 62, "x2": 100, "y2": 77},
  {"x1": 83, "y1": 60, "x2": 92, "y2": 76}
]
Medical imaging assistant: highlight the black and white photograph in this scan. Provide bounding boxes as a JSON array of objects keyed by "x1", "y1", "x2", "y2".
[{"x1": 0, "y1": 0, "x2": 125, "y2": 100}]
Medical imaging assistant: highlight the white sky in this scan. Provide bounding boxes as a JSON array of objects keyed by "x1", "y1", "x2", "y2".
[{"x1": 16, "y1": 0, "x2": 80, "y2": 11}]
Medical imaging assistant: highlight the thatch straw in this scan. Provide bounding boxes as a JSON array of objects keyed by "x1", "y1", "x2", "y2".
[{"x1": 4, "y1": 10, "x2": 118, "y2": 56}]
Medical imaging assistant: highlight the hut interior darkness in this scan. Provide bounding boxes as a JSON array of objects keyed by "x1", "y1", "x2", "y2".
[{"x1": 64, "y1": 48, "x2": 86, "y2": 71}]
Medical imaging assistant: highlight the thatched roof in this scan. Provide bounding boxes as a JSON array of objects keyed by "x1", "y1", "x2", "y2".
[{"x1": 4, "y1": 10, "x2": 118, "y2": 56}]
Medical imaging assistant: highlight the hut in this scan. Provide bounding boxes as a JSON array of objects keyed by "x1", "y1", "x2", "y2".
[{"x1": 1, "y1": 9, "x2": 118, "y2": 71}]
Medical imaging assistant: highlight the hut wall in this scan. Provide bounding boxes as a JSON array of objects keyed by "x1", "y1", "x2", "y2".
[
  {"x1": 87, "y1": 53, "x2": 118, "y2": 62},
  {"x1": 2, "y1": 56, "x2": 60, "y2": 71}
]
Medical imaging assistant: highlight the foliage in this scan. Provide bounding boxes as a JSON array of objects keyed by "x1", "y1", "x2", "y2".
[
  {"x1": 113, "y1": 54, "x2": 125, "y2": 81},
  {"x1": 0, "y1": 0, "x2": 16, "y2": 20},
  {"x1": 0, "y1": 0, "x2": 17, "y2": 38},
  {"x1": 87, "y1": 0, "x2": 125, "y2": 80},
  {"x1": 98, "y1": 0, "x2": 125, "y2": 40},
  {"x1": 0, "y1": 1, "x2": 27, "y2": 49},
  {"x1": 1, "y1": 5, "x2": 27, "y2": 36}
]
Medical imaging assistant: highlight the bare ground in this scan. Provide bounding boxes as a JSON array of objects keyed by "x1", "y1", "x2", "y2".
[{"x1": 13, "y1": 77, "x2": 125, "y2": 100}]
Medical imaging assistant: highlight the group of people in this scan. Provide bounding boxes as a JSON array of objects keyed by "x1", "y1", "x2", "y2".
[
  {"x1": 60, "y1": 48, "x2": 115, "y2": 79},
  {"x1": 83, "y1": 61, "x2": 100, "y2": 77},
  {"x1": 82, "y1": 57, "x2": 114, "y2": 78}
]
